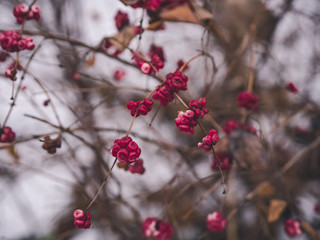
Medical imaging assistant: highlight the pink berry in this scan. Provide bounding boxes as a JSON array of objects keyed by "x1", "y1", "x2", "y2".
[
  {"x1": 148, "y1": 44, "x2": 165, "y2": 62},
  {"x1": 207, "y1": 211, "x2": 227, "y2": 233},
  {"x1": 142, "y1": 217, "x2": 173, "y2": 240},
  {"x1": 73, "y1": 209, "x2": 91, "y2": 229},
  {"x1": 140, "y1": 62, "x2": 151, "y2": 74},
  {"x1": 134, "y1": 26, "x2": 144, "y2": 35},
  {"x1": 284, "y1": 219, "x2": 302, "y2": 237},
  {"x1": 119, "y1": 136, "x2": 132, "y2": 148},
  {"x1": 0, "y1": 126, "x2": 16, "y2": 143},
  {"x1": 113, "y1": 70, "x2": 125, "y2": 81},
  {"x1": 285, "y1": 82, "x2": 298, "y2": 94},
  {"x1": 198, "y1": 129, "x2": 219, "y2": 152}
]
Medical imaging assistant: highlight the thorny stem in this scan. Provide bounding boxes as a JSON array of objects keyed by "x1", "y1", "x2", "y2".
[{"x1": 85, "y1": 158, "x2": 118, "y2": 211}]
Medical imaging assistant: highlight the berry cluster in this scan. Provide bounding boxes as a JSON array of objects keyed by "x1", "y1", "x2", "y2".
[
  {"x1": 212, "y1": 153, "x2": 232, "y2": 171},
  {"x1": 114, "y1": 10, "x2": 129, "y2": 31},
  {"x1": 41, "y1": 136, "x2": 61, "y2": 154},
  {"x1": 189, "y1": 97, "x2": 209, "y2": 119},
  {"x1": 110, "y1": 136, "x2": 141, "y2": 164},
  {"x1": 207, "y1": 211, "x2": 227, "y2": 233},
  {"x1": 285, "y1": 82, "x2": 298, "y2": 94},
  {"x1": 142, "y1": 217, "x2": 173, "y2": 240},
  {"x1": 175, "y1": 110, "x2": 197, "y2": 134},
  {"x1": 198, "y1": 129, "x2": 219, "y2": 152},
  {"x1": 284, "y1": 219, "x2": 302, "y2": 237},
  {"x1": 73, "y1": 209, "x2": 92, "y2": 229},
  {"x1": 127, "y1": 98, "x2": 153, "y2": 117},
  {"x1": 13, "y1": 3, "x2": 41, "y2": 24},
  {"x1": 0, "y1": 127, "x2": 15, "y2": 143},
  {"x1": 152, "y1": 70, "x2": 188, "y2": 106},
  {"x1": 222, "y1": 120, "x2": 257, "y2": 135},
  {"x1": 237, "y1": 91, "x2": 259, "y2": 110},
  {"x1": 0, "y1": 31, "x2": 35, "y2": 52}
]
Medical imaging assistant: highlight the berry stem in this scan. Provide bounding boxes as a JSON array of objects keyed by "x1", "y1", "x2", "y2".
[
  {"x1": 178, "y1": 52, "x2": 202, "y2": 72},
  {"x1": 85, "y1": 158, "x2": 118, "y2": 211}
]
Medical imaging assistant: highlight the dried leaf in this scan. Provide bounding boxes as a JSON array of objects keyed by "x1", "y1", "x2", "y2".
[
  {"x1": 146, "y1": 21, "x2": 165, "y2": 31},
  {"x1": 256, "y1": 181, "x2": 275, "y2": 197},
  {"x1": 268, "y1": 199, "x2": 287, "y2": 223},
  {"x1": 7, "y1": 145, "x2": 19, "y2": 164},
  {"x1": 86, "y1": 53, "x2": 95, "y2": 67},
  {"x1": 159, "y1": 1, "x2": 213, "y2": 24},
  {"x1": 109, "y1": 25, "x2": 136, "y2": 52}
]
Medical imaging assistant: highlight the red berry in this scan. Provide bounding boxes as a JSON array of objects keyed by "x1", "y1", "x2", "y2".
[
  {"x1": 207, "y1": 211, "x2": 227, "y2": 233},
  {"x1": 128, "y1": 158, "x2": 145, "y2": 174},
  {"x1": 212, "y1": 153, "x2": 232, "y2": 170},
  {"x1": 73, "y1": 209, "x2": 91, "y2": 229},
  {"x1": 198, "y1": 129, "x2": 219, "y2": 152},
  {"x1": 237, "y1": 91, "x2": 259, "y2": 110},
  {"x1": 285, "y1": 82, "x2": 298, "y2": 94},
  {"x1": 0, "y1": 126, "x2": 16, "y2": 143},
  {"x1": 113, "y1": 70, "x2": 125, "y2": 81}
]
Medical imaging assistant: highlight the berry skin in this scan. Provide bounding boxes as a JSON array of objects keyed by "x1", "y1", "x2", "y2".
[
  {"x1": 140, "y1": 62, "x2": 151, "y2": 74},
  {"x1": 198, "y1": 129, "x2": 219, "y2": 152},
  {"x1": 284, "y1": 219, "x2": 302, "y2": 237},
  {"x1": 207, "y1": 211, "x2": 227, "y2": 233},
  {"x1": 0, "y1": 127, "x2": 16, "y2": 143},
  {"x1": 285, "y1": 82, "x2": 298, "y2": 94},
  {"x1": 134, "y1": 26, "x2": 145, "y2": 35},
  {"x1": 73, "y1": 209, "x2": 91, "y2": 229},
  {"x1": 114, "y1": 10, "x2": 130, "y2": 31},
  {"x1": 110, "y1": 137, "x2": 141, "y2": 164},
  {"x1": 142, "y1": 217, "x2": 173, "y2": 240},
  {"x1": 237, "y1": 91, "x2": 259, "y2": 110}
]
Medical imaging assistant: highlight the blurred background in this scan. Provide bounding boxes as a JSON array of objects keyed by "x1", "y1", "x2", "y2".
[{"x1": 0, "y1": 0, "x2": 320, "y2": 239}]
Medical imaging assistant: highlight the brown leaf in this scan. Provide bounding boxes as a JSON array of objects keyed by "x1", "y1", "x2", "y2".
[
  {"x1": 159, "y1": 1, "x2": 213, "y2": 24},
  {"x1": 300, "y1": 221, "x2": 320, "y2": 240},
  {"x1": 256, "y1": 181, "x2": 275, "y2": 197},
  {"x1": 7, "y1": 145, "x2": 19, "y2": 164},
  {"x1": 268, "y1": 199, "x2": 287, "y2": 223},
  {"x1": 146, "y1": 21, "x2": 165, "y2": 31},
  {"x1": 86, "y1": 53, "x2": 95, "y2": 67},
  {"x1": 119, "y1": 0, "x2": 138, "y2": 6},
  {"x1": 109, "y1": 25, "x2": 136, "y2": 52}
]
